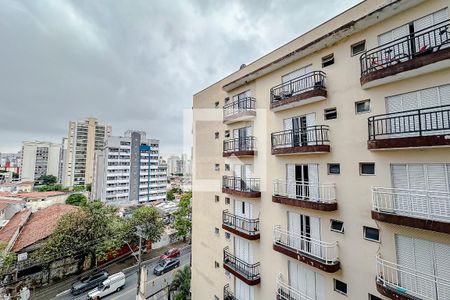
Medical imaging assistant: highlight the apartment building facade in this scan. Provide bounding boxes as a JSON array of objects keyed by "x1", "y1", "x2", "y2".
[
  {"x1": 20, "y1": 141, "x2": 61, "y2": 182},
  {"x1": 63, "y1": 117, "x2": 112, "y2": 187},
  {"x1": 92, "y1": 130, "x2": 167, "y2": 205},
  {"x1": 192, "y1": 1, "x2": 450, "y2": 300}
]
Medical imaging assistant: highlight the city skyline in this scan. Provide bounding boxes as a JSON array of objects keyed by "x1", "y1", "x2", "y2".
[{"x1": 0, "y1": 0, "x2": 360, "y2": 156}]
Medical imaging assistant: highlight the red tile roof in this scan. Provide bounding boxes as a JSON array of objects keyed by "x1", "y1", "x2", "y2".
[
  {"x1": 12, "y1": 204, "x2": 77, "y2": 252},
  {"x1": 16, "y1": 191, "x2": 65, "y2": 198},
  {"x1": 0, "y1": 210, "x2": 31, "y2": 244}
]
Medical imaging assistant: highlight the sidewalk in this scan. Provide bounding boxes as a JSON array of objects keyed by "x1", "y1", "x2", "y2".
[{"x1": 31, "y1": 241, "x2": 187, "y2": 300}]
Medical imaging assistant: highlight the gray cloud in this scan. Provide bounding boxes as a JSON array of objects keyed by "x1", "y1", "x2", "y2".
[{"x1": 0, "y1": 0, "x2": 359, "y2": 156}]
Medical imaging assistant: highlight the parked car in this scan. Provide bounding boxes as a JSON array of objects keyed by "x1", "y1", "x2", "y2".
[
  {"x1": 71, "y1": 270, "x2": 109, "y2": 295},
  {"x1": 153, "y1": 258, "x2": 180, "y2": 276},
  {"x1": 87, "y1": 272, "x2": 126, "y2": 299},
  {"x1": 159, "y1": 248, "x2": 180, "y2": 260}
]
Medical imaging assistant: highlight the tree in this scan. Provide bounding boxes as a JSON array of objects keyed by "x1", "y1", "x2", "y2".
[
  {"x1": 38, "y1": 175, "x2": 57, "y2": 185},
  {"x1": 38, "y1": 184, "x2": 63, "y2": 192},
  {"x1": 167, "y1": 190, "x2": 175, "y2": 200},
  {"x1": 174, "y1": 191, "x2": 192, "y2": 241},
  {"x1": 170, "y1": 266, "x2": 191, "y2": 300},
  {"x1": 65, "y1": 193, "x2": 87, "y2": 206},
  {"x1": 0, "y1": 242, "x2": 17, "y2": 273},
  {"x1": 128, "y1": 206, "x2": 164, "y2": 244},
  {"x1": 41, "y1": 201, "x2": 125, "y2": 267}
]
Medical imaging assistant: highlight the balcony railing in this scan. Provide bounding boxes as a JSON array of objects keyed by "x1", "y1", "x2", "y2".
[
  {"x1": 224, "y1": 284, "x2": 237, "y2": 300},
  {"x1": 271, "y1": 126, "x2": 330, "y2": 148},
  {"x1": 223, "y1": 210, "x2": 260, "y2": 236},
  {"x1": 276, "y1": 275, "x2": 313, "y2": 300},
  {"x1": 361, "y1": 19, "x2": 450, "y2": 76},
  {"x1": 372, "y1": 187, "x2": 450, "y2": 222},
  {"x1": 270, "y1": 71, "x2": 326, "y2": 104},
  {"x1": 368, "y1": 104, "x2": 450, "y2": 140},
  {"x1": 273, "y1": 180, "x2": 336, "y2": 204},
  {"x1": 376, "y1": 256, "x2": 450, "y2": 300},
  {"x1": 273, "y1": 225, "x2": 338, "y2": 265},
  {"x1": 223, "y1": 97, "x2": 256, "y2": 119},
  {"x1": 222, "y1": 176, "x2": 260, "y2": 193},
  {"x1": 223, "y1": 137, "x2": 256, "y2": 153},
  {"x1": 223, "y1": 247, "x2": 260, "y2": 282}
]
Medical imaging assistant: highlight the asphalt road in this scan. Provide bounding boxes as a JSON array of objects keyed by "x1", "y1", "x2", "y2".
[{"x1": 53, "y1": 248, "x2": 191, "y2": 300}]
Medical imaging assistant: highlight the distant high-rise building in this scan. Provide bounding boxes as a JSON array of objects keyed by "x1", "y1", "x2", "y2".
[
  {"x1": 92, "y1": 130, "x2": 167, "y2": 205},
  {"x1": 167, "y1": 155, "x2": 183, "y2": 175},
  {"x1": 58, "y1": 138, "x2": 68, "y2": 184},
  {"x1": 20, "y1": 141, "x2": 61, "y2": 182},
  {"x1": 63, "y1": 117, "x2": 111, "y2": 187}
]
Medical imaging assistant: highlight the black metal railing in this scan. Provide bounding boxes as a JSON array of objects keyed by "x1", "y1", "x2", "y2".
[
  {"x1": 223, "y1": 137, "x2": 256, "y2": 153},
  {"x1": 271, "y1": 125, "x2": 330, "y2": 148},
  {"x1": 223, "y1": 247, "x2": 260, "y2": 281},
  {"x1": 222, "y1": 176, "x2": 260, "y2": 193},
  {"x1": 222, "y1": 210, "x2": 260, "y2": 236},
  {"x1": 224, "y1": 284, "x2": 238, "y2": 300},
  {"x1": 223, "y1": 97, "x2": 256, "y2": 119},
  {"x1": 270, "y1": 71, "x2": 326, "y2": 104},
  {"x1": 368, "y1": 104, "x2": 450, "y2": 140},
  {"x1": 360, "y1": 19, "x2": 450, "y2": 76}
]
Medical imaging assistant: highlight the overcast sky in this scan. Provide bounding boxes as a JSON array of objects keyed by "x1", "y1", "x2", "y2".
[{"x1": 0, "y1": 0, "x2": 360, "y2": 157}]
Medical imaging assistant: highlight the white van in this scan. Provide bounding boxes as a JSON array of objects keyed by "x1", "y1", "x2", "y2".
[{"x1": 87, "y1": 272, "x2": 126, "y2": 299}]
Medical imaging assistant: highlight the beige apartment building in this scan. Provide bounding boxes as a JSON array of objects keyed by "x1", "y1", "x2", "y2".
[
  {"x1": 192, "y1": 1, "x2": 450, "y2": 299},
  {"x1": 63, "y1": 117, "x2": 112, "y2": 187}
]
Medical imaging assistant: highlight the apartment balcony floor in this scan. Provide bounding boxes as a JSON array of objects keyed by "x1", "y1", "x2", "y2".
[
  {"x1": 223, "y1": 249, "x2": 260, "y2": 286},
  {"x1": 272, "y1": 195, "x2": 337, "y2": 211},
  {"x1": 222, "y1": 210, "x2": 260, "y2": 240}
]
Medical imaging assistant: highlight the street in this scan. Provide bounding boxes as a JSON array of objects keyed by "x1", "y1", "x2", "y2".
[{"x1": 35, "y1": 246, "x2": 190, "y2": 300}]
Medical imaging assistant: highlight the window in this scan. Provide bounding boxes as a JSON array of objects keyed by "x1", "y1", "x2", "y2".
[
  {"x1": 369, "y1": 294, "x2": 382, "y2": 300},
  {"x1": 334, "y1": 279, "x2": 347, "y2": 295},
  {"x1": 363, "y1": 226, "x2": 380, "y2": 242},
  {"x1": 360, "y1": 163, "x2": 375, "y2": 175},
  {"x1": 328, "y1": 163, "x2": 340, "y2": 175},
  {"x1": 351, "y1": 40, "x2": 366, "y2": 56},
  {"x1": 225, "y1": 164, "x2": 230, "y2": 171},
  {"x1": 214, "y1": 164, "x2": 220, "y2": 171},
  {"x1": 214, "y1": 195, "x2": 219, "y2": 203},
  {"x1": 214, "y1": 132, "x2": 219, "y2": 139},
  {"x1": 324, "y1": 108, "x2": 337, "y2": 120},
  {"x1": 214, "y1": 227, "x2": 219, "y2": 235},
  {"x1": 214, "y1": 262, "x2": 220, "y2": 268},
  {"x1": 322, "y1": 53, "x2": 334, "y2": 67},
  {"x1": 214, "y1": 101, "x2": 219, "y2": 108},
  {"x1": 330, "y1": 220, "x2": 344, "y2": 233},
  {"x1": 225, "y1": 232, "x2": 231, "y2": 240},
  {"x1": 225, "y1": 197, "x2": 230, "y2": 205},
  {"x1": 224, "y1": 130, "x2": 230, "y2": 138},
  {"x1": 355, "y1": 99, "x2": 370, "y2": 114}
]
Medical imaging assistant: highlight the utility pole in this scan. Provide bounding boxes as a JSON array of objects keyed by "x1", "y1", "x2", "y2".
[{"x1": 136, "y1": 228, "x2": 144, "y2": 300}]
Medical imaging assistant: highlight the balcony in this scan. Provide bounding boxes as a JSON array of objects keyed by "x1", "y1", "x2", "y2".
[
  {"x1": 273, "y1": 225, "x2": 339, "y2": 273},
  {"x1": 376, "y1": 256, "x2": 450, "y2": 300},
  {"x1": 223, "y1": 137, "x2": 257, "y2": 157},
  {"x1": 222, "y1": 210, "x2": 260, "y2": 240},
  {"x1": 222, "y1": 176, "x2": 261, "y2": 198},
  {"x1": 276, "y1": 275, "x2": 313, "y2": 300},
  {"x1": 223, "y1": 247, "x2": 260, "y2": 286},
  {"x1": 271, "y1": 126, "x2": 330, "y2": 155},
  {"x1": 372, "y1": 187, "x2": 450, "y2": 234},
  {"x1": 368, "y1": 105, "x2": 450, "y2": 150},
  {"x1": 223, "y1": 97, "x2": 256, "y2": 124},
  {"x1": 360, "y1": 20, "x2": 450, "y2": 89},
  {"x1": 270, "y1": 71, "x2": 327, "y2": 112},
  {"x1": 272, "y1": 180, "x2": 337, "y2": 211},
  {"x1": 224, "y1": 284, "x2": 237, "y2": 300}
]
